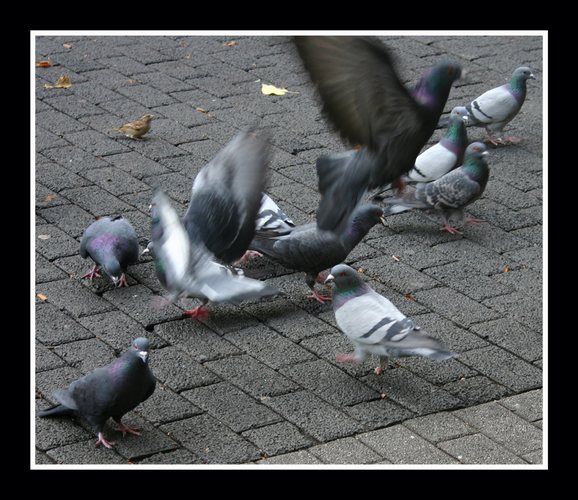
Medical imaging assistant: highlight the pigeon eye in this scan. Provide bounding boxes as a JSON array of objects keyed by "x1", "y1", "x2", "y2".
[{"x1": 340, "y1": 272, "x2": 347, "y2": 276}]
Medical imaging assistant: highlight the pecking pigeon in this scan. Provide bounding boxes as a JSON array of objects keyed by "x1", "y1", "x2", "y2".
[
  {"x1": 381, "y1": 142, "x2": 490, "y2": 235},
  {"x1": 37, "y1": 337, "x2": 156, "y2": 449},
  {"x1": 294, "y1": 36, "x2": 462, "y2": 232},
  {"x1": 249, "y1": 202, "x2": 385, "y2": 303},
  {"x1": 373, "y1": 106, "x2": 469, "y2": 198},
  {"x1": 80, "y1": 215, "x2": 140, "y2": 287},
  {"x1": 183, "y1": 127, "x2": 271, "y2": 266},
  {"x1": 325, "y1": 264, "x2": 456, "y2": 373},
  {"x1": 151, "y1": 189, "x2": 278, "y2": 319},
  {"x1": 440, "y1": 66, "x2": 535, "y2": 146}
]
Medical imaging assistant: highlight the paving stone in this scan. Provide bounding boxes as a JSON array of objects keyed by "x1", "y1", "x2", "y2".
[
  {"x1": 36, "y1": 161, "x2": 92, "y2": 192},
  {"x1": 41, "y1": 145, "x2": 111, "y2": 173},
  {"x1": 151, "y1": 346, "x2": 220, "y2": 392},
  {"x1": 98, "y1": 56, "x2": 151, "y2": 76},
  {"x1": 262, "y1": 391, "x2": 364, "y2": 441},
  {"x1": 63, "y1": 130, "x2": 130, "y2": 157},
  {"x1": 37, "y1": 279, "x2": 115, "y2": 318},
  {"x1": 241, "y1": 422, "x2": 314, "y2": 457},
  {"x1": 443, "y1": 375, "x2": 512, "y2": 406},
  {"x1": 498, "y1": 389, "x2": 543, "y2": 422},
  {"x1": 403, "y1": 412, "x2": 475, "y2": 443},
  {"x1": 522, "y1": 450, "x2": 543, "y2": 464},
  {"x1": 46, "y1": 440, "x2": 127, "y2": 464},
  {"x1": 43, "y1": 94, "x2": 105, "y2": 119},
  {"x1": 35, "y1": 450, "x2": 55, "y2": 465},
  {"x1": 205, "y1": 355, "x2": 298, "y2": 398},
  {"x1": 38, "y1": 204, "x2": 94, "y2": 239},
  {"x1": 36, "y1": 109, "x2": 90, "y2": 135},
  {"x1": 36, "y1": 302, "x2": 94, "y2": 345},
  {"x1": 104, "y1": 151, "x2": 171, "y2": 179},
  {"x1": 36, "y1": 253, "x2": 68, "y2": 283},
  {"x1": 358, "y1": 425, "x2": 457, "y2": 464},
  {"x1": 309, "y1": 438, "x2": 382, "y2": 464},
  {"x1": 492, "y1": 268, "x2": 542, "y2": 299},
  {"x1": 160, "y1": 414, "x2": 260, "y2": 464},
  {"x1": 81, "y1": 166, "x2": 150, "y2": 196},
  {"x1": 136, "y1": 382, "x2": 203, "y2": 425},
  {"x1": 112, "y1": 415, "x2": 179, "y2": 460},
  {"x1": 53, "y1": 337, "x2": 116, "y2": 373},
  {"x1": 258, "y1": 450, "x2": 322, "y2": 465},
  {"x1": 36, "y1": 342, "x2": 67, "y2": 372},
  {"x1": 344, "y1": 399, "x2": 415, "y2": 431},
  {"x1": 453, "y1": 402, "x2": 542, "y2": 455},
  {"x1": 137, "y1": 449, "x2": 204, "y2": 465},
  {"x1": 182, "y1": 382, "x2": 281, "y2": 432},
  {"x1": 438, "y1": 434, "x2": 526, "y2": 464}
]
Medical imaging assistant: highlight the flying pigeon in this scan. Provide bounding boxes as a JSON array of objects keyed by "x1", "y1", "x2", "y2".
[
  {"x1": 80, "y1": 215, "x2": 140, "y2": 287},
  {"x1": 294, "y1": 36, "x2": 462, "y2": 232},
  {"x1": 151, "y1": 189, "x2": 278, "y2": 319},
  {"x1": 37, "y1": 337, "x2": 156, "y2": 449},
  {"x1": 325, "y1": 264, "x2": 456, "y2": 373},
  {"x1": 249, "y1": 202, "x2": 385, "y2": 303},
  {"x1": 439, "y1": 66, "x2": 535, "y2": 146},
  {"x1": 373, "y1": 106, "x2": 469, "y2": 198},
  {"x1": 183, "y1": 127, "x2": 271, "y2": 266},
  {"x1": 381, "y1": 142, "x2": 490, "y2": 235}
]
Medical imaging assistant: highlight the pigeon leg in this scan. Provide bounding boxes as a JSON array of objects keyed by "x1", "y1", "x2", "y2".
[
  {"x1": 501, "y1": 135, "x2": 522, "y2": 145},
  {"x1": 183, "y1": 304, "x2": 210, "y2": 320},
  {"x1": 374, "y1": 357, "x2": 389, "y2": 375},
  {"x1": 440, "y1": 224, "x2": 463, "y2": 235},
  {"x1": 233, "y1": 250, "x2": 263, "y2": 266},
  {"x1": 465, "y1": 217, "x2": 484, "y2": 225},
  {"x1": 335, "y1": 353, "x2": 357, "y2": 363},
  {"x1": 95, "y1": 432, "x2": 115, "y2": 449},
  {"x1": 307, "y1": 289, "x2": 332, "y2": 304},
  {"x1": 392, "y1": 177, "x2": 407, "y2": 195},
  {"x1": 81, "y1": 265, "x2": 102, "y2": 280},
  {"x1": 113, "y1": 421, "x2": 141, "y2": 437},
  {"x1": 116, "y1": 273, "x2": 129, "y2": 287}
]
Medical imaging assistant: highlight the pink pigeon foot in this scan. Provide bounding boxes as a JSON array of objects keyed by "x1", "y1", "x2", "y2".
[
  {"x1": 440, "y1": 223, "x2": 463, "y2": 235},
  {"x1": 182, "y1": 305, "x2": 210, "y2": 320},
  {"x1": 374, "y1": 366, "x2": 383, "y2": 375},
  {"x1": 465, "y1": 217, "x2": 484, "y2": 225},
  {"x1": 81, "y1": 265, "x2": 102, "y2": 280},
  {"x1": 234, "y1": 250, "x2": 263, "y2": 266},
  {"x1": 95, "y1": 432, "x2": 115, "y2": 449},
  {"x1": 114, "y1": 422, "x2": 141, "y2": 437},
  {"x1": 307, "y1": 289, "x2": 332, "y2": 304},
  {"x1": 115, "y1": 273, "x2": 129, "y2": 287},
  {"x1": 501, "y1": 136, "x2": 522, "y2": 145},
  {"x1": 335, "y1": 353, "x2": 357, "y2": 364}
]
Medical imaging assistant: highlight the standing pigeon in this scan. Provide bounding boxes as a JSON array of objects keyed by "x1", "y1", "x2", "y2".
[
  {"x1": 183, "y1": 127, "x2": 271, "y2": 266},
  {"x1": 325, "y1": 264, "x2": 456, "y2": 373},
  {"x1": 37, "y1": 337, "x2": 155, "y2": 449},
  {"x1": 249, "y1": 203, "x2": 385, "y2": 303},
  {"x1": 151, "y1": 189, "x2": 278, "y2": 319},
  {"x1": 80, "y1": 215, "x2": 140, "y2": 287},
  {"x1": 381, "y1": 142, "x2": 490, "y2": 235},
  {"x1": 440, "y1": 66, "x2": 535, "y2": 145},
  {"x1": 294, "y1": 36, "x2": 462, "y2": 232},
  {"x1": 373, "y1": 106, "x2": 469, "y2": 198}
]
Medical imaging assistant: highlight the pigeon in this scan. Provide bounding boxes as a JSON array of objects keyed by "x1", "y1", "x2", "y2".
[
  {"x1": 249, "y1": 202, "x2": 385, "y2": 303},
  {"x1": 373, "y1": 106, "x2": 469, "y2": 198},
  {"x1": 439, "y1": 66, "x2": 535, "y2": 146},
  {"x1": 255, "y1": 193, "x2": 296, "y2": 237},
  {"x1": 112, "y1": 114, "x2": 154, "y2": 139},
  {"x1": 37, "y1": 337, "x2": 156, "y2": 449},
  {"x1": 294, "y1": 36, "x2": 462, "y2": 232},
  {"x1": 151, "y1": 189, "x2": 278, "y2": 319},
  {"x1": 80, "y1": 215, "x2": 140, "y2": 287},
  {"x1": 325, "y1": 264, "x2": 456, "y2": 373},
  {"x1": 183, "y1": 127, "x2": 271, "y2": 266},
  {"x1": 381, "y1": 142, "x2": 490, "y2": 235}
]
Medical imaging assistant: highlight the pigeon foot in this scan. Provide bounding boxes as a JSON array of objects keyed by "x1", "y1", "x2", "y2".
[
  {"x1": 81, "y1": 265, "x2": 102, "y2": 280},
  {"x1": 440, "y1": 223, "x2": 463, "y2": 235},
  {"x1": 307, "y1": 290, "x2": 332, "y2": 304},
  {"x1": 114, "y1": 422, "x2": 141, "y2": 437},
  {"x1": 234, "y1": 250, "x2": 263, "y2": 266},
  {"x1": 95, "y1": 432, "x2": 115, "y2": 449},
  {"x1": 183, "y1": 305, "x2": 210, "y2": 320}
]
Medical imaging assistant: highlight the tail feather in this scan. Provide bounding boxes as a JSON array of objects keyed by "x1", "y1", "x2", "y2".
[{"x1": 37, "y1": 404, "x2": 74, "y2": 418}]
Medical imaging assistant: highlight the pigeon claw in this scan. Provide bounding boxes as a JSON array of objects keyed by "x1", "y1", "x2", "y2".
[
  {"x1": 233, "y1": 250, "x2": 263, "y2": 266},
  {"x1": 114, "y1": 423, "x2": 142, "y2": 437},
  {"x1": 465, "y1": 217, "x2": 484, "y2": 225},
  {"x1": 81, "y1": 265, "x2": 102, "y2": 280},
  {"x1": 95, "y1": 432, "x2": 115, "y2": 449},
  {"x1": 440, "y1": 224, "x2": 463, "y2": 235},
  {"x1": 183, "y1": 305, "x2": 210, "y2": 320},
  {"x1": 307, "y1": 290, "x2": 332, "y2": 304},
  {"x1": 116, "y1": 273, "x2": 129, "y2": 287},
  {"x1": 374, "y1": 366, "x2": 383, "y2": 375}
]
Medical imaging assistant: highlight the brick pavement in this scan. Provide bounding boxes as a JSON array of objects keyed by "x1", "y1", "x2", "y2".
[{"x1": 34, "y1": 34, "x2": 544, "y2": 467}]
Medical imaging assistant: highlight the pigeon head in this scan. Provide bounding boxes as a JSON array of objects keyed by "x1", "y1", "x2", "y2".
[
  {"x1": 413, "y1": 61, "x2": 462, "y2": 111},
  {"x1": 512, "y1": 66, "x2": 536, "y2": 82},
  {"x1": 450, "y1": 106, "x2": 469, "y2": 124},
  {"x1": 464, "y1": 142, "x2": 489, "y2": 160},
  {"x1": 325, "y1": 264, "x2": 362, "y2": 287},
  {"x1": 100, "y1": 256, "x2": 123, "y2": 284},
  {"x1": 462, "y1": 142, "x2": 489, "y2": 182},
  {"x1": 130, "y1": 337, "x2": 151, "y2": 363},
  {"x1": 350, "y1": 204, "x2": 386, "y2": 231}
]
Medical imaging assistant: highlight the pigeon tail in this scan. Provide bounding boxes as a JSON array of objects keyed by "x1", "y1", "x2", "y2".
[{"x1": 37, "y1": 404, "x2": 74, "y2": 418}]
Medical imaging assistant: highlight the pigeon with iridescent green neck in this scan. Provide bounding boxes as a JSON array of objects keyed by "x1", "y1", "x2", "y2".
[
  {"x1": 439, "y1": 66, "x2": 535, "y2": 145},
  {"x1": 381, "y1": 142, "x2": 490, "y2": 235},
  {"x1": 37, "y1": 337, "x2": 156, "y2": 449},
  {"x1": 80, "y1": 215, "x2": 139, "y2": 287},
  {"x1": 325, "y1": 264, "x2": 456, "y2": 374},
  {"x1": 294, "y1": 36, "x2": 462, "y2": 233}
]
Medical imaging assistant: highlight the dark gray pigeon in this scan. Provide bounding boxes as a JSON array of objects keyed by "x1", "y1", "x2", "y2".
[
  {"x1": 325, "y1": 264, "x2": 456, "y2": 373},
  {"x1": 294, "y1": 36, "x2": 462, "y2": 232},
  {"x1": 79, "y1": 215, "x2": 139, "y2": 287},
  {"x1": 381, "y1": 142, "x2": 489, "y2": 235},
  {"x1": 151, "y1": 189, "x2": 278, "y2": 319},
  {"x1": 183, "y1": 127, "x2": 271, "y2": 266},
  {"x1": 249, "y1": 202, "x2": 385, "y2": 303},
  {"x1": 439, "y1": 66, "x2": 535, "y2": 145},
  {"x1": 37, "y1": 337, "x2": 155, "y2": 449}
]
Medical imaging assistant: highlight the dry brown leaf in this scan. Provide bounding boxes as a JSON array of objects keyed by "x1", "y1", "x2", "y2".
[
  {"x1": 223, "y1": 40, "x2": 239, "y2": 47},
  {"x1": 380, "y1": 393, "x2": 388, "y2": 399},
  {"x1": 391, "y1": 255, "x2": 400, "y2": 262},
  {"x1": 127, "y1": 79, "x2": 141, "y2": 84},
  {"x1": 63, "y1": 43, "x2": 73, "y2": 49},
  {"x1": 403, "y1": 292, "x2": 416, "y2": 301},
  {"x1": 37, "y1": 293, "x2": 48, "y2": 301},
  {"x1": 44, "y1": 194, "x2": 57, "y2": 202},
  {"x1": 502, "y1": 266, "x2": 510, "y2": 273},
  {"x1": 356, "y1": 267, "x2": 365, "y2": 273},
  {"x1": 43, "y1": 75, "x2": 72, "y2": 89},
  {"x1": 195, "y1": 107, "x2": 209, "y2": 114},
  {"x1": 36, "y1": 60, "x2": 53, "y2": 68},
  {"x1": 37, "y1": 234, "x2": 51, "y2": 240}
]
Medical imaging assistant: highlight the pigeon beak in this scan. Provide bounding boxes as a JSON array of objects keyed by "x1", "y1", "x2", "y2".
[
  {"x1": 141, "y1": 247, "x2": 149, "y2": 256},
  {"x1": 138, "y1": 351, "x2": 149, "y2": 363},
  {"x1": 529, "y1": 73, "x2": 536, "y2": 80},
  {"x1": 462, "y1": 115, "x2": 469, "y2": 123},
  {"x1": 379, "y1": 216, "x2": 386, "y2": 226},
  {"x1": 111, "y1": 276, "x2": 119, "y2": 285},
  {"x1": 324, "y1": 274, "x2": 335, "y2": 284},
  {"x1": 481, "y1": 151, "x2": 489, "y2": 157}
]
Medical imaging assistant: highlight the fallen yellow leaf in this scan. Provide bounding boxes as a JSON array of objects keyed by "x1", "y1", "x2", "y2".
[
  {"x1": 223, "y1": 41, "x2": 239, "y2": 47},
  {"x1": 36, "y1": 60, "x2": 53, "y2": 68},
  {"x1": 44, "y1": 194, "x2": 57, "y2": 202},
  {"x1": 37, "y1": 293, "x2": 48, "y2": 301},
  {"x1": 261, "y1": 83, "x2": 290, "y2": 96},
  {"x1": 43, "y1": 75, "x2": 72, "y2": 89},
  {"x1": 63, "y1": 43, "x2": 73, "y2": 49}
]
